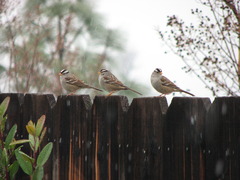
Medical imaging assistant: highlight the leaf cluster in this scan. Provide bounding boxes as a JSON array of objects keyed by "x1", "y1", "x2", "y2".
[{"x1": 0, "y1": 97, "x2": 52, "y2": 180}]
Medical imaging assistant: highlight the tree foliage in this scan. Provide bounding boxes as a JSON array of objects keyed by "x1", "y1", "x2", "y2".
[
  {"x1": 158, "y1": 0, "x2": 240, "y2": 96},
  {"x1": 0, "y1": 0, "x2": 124, "y2": 95}
]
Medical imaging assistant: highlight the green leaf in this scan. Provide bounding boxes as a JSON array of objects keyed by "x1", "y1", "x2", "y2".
[
  {"x1": 0, "y1": 97, "x2": 10, "y2": 132},
  {"x1": 29, "y1": 134, "x2": 35, "y2": 151},
  {"x1": 10, "y1": 139, "x2": 30, "y2": 146},
  {"x1": 35, "y1": 138, "x2": 40, "y2": 153},
  {"x1": 36, "y1": 115, "x2": 45, "y2": 137},
  {"x1": 0, "y1": 96, "x2": 10, "y2": 118},
  {"x1": 15, "y1": 149, "x2": 33, "y2": 175},
  {"x1": 9, "y1": 161, "x2": 19, "y2": 180},
  {"x1": 5, "y1": 124, "x2": 17, "y2": 149},
  {"x1": 16, "y1": 150, "x2": 35, "y2": 164},
  {"x1": 1, "y1": 148, "x2": 8, "y2": 166},
  {"x1": 37, "y1": 142, "x2": 53, "y2": 167},
  {"x1": 32, "y1": 166, "x2": 44, "y2": 180},
  {"x1": 0, "y1": 116, "x2": 7, "y2": 133}
]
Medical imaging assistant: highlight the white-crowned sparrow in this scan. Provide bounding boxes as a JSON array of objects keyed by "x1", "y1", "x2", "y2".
[
  {"x1": 59, "y1": 69, "x2": 102, "y2": 95},
  {"x1": 151, "y1": 68, "x2": 194, "y2": 96},
  {"x1": 98, "y1": 69, "x2": 142, "y2": 96}
]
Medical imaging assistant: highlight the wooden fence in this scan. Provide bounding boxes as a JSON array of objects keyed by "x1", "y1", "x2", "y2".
[{"x1": 1, "y1": 93, "x2": 240, "y2": 180}]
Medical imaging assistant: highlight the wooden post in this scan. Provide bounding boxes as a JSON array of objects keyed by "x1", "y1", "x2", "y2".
[
  {"x1": 205, "y1": 97, "x2": 240, "y2": 180},
  {"x1": 163, "y1": 97, "x2": 211, "y2": 180},
  {"x1": 52, "y1": 95, "x2": 92, "y2": 180},
  {"x1": 92, "y1": 96, "x2": 129, "y2": 180},
  {"x1": 126, "y1": 97, "x2": 168, "y2": 180}
]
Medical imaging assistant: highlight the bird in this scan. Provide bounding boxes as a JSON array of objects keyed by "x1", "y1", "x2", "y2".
[
  {"x1": 59, "y1": 69, "x2": 102, "y2": 95},
  {"x1": 151, "y1": 68, "x2": 194, "y2": 96},
  {"x1": 98, "y1": 69, "x2": 142, "y2": 96}
]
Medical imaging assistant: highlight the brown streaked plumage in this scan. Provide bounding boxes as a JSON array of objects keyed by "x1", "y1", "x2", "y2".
[
  {"x1": 59, "y1": 69, "x2": 102, "y2": 95},
  {"x1": 98, "y1": 69, "x2": 142, "y2": 96},
  {"x1": 151, "y1": 68, "x2": 194, "y2": 96}
]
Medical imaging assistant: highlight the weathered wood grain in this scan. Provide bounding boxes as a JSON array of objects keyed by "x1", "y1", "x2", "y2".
[
  {"x1": 1, "y1": 94, "x2": 240, "y2": 180},
  {"x1": 163, "y1": 97, "x2": 211, "y2": 180},
  {"x1": 126, "y1": 97, "x2": 168, "y2": 180},
  {"x1": 205, "y1": 97, "x2": 240, "y2": 180}
]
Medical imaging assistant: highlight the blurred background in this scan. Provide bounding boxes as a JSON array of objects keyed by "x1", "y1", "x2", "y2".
[{"x1": 0, "y1": 0, "x2": 239, "y2": 102}]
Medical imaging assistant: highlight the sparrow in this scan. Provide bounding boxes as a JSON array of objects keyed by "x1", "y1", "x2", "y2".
[
  {"x1": 98, "y1": 69, "x2": 142, "y2": 96},
  {"x1": 151, "y1": 68, "x2": 194, "y2": 96},
  {"x1": 59, "y1": 69, "x2": 102, "y2": 95}
]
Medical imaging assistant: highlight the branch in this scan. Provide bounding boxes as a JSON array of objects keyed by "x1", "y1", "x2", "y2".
[
  {"x1": 222, "y1": 0, "x2": 240, "y2": 88},
  {"x1": 223, "y1": 0, "x2": 240, "y2": 25}
]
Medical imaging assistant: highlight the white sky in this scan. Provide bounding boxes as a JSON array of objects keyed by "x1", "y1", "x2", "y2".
[{"x1": 95, "y1": 0, "x2": 215, "y2": 102}]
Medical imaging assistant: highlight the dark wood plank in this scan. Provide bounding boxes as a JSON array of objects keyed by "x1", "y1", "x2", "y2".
[
  {"x1": 53, "y1": 95, "x2": 92, "y2": 180},
  {"x1": 164, "y1": 97, "x2": 211, "y2": 180},
  {"x1": 126, "y1": 97, "x2": 168, "y2": 180},
  {"x1": 81, "y1": 96, "x2": 93, "y2": 180},
  {"x1": 205, "y1": 97, "x2": 240, "y2": 180},
  {"x1": 92, "y1": 96, "x2": 129, "y2": 180},
  {"x1": 51, "y1": 95, "x2": 62, "y2": 180}
]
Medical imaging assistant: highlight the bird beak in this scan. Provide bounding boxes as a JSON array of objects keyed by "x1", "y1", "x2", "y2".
[
  {"x1": 98, "y1": 72, "x2": 101, "y2": 75},
  {"x1": 58, "y1": 73, "x2": 62, "y2": 76}
]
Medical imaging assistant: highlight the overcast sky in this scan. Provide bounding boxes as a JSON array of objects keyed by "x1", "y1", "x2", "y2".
[{"x1": 95, "y1": 0, "x2": 216, "y2": 102}]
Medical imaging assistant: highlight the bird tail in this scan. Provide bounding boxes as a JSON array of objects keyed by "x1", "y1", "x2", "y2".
[
  {"x1": 90, "y1": 86, "x2": 103, "y2": 92},
  {"x1": 127, "y1": 87, "x2": 142, "y2": 95},
  {"x1": 180, "y1": 89, "x2": 195, "y2": 96}
]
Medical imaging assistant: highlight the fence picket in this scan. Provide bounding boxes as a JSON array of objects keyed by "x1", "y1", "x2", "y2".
[
  {"x1": 163, "y1": 97, "x2": 211, "y2": 180},
  {"x1": 92, "y1": 96, "x2": 128, "y2": 180},
  {"x1": 205, "y1": 97, "x2": 240, "y2": 180},
  {"x1": 126, "y1": 97, "x2": 168, "y2": 180}
]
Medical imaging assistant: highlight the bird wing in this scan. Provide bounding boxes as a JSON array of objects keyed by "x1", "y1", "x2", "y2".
[
  {"x1": 65, "y1": 75, "x2": 89, "y2": 88},
  {"x1": 161, "y1": 76, "x2": 180, "y2": 90},
  {"x1": 103, "y1": 74, "x2": 126, "y2": 89}
]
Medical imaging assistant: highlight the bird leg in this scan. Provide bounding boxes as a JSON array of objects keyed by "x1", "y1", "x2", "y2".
[
  {"x1": 106, "y1": 91, "x2": 116, "y2": 97},
  {"x1": 159, "y1": 94, "x2": 166, "y2": 97},
  {"x1": 67, "y1": 91, "x2": 76, "y2": 96}
]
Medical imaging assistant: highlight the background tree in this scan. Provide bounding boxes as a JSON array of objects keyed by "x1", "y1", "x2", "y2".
[
  {"x1": 0, "y1": 0, "x2": 142, "y2": 97},
  {"x1": 158, "y1": 0, "x2": 240, "y2": 96}
]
